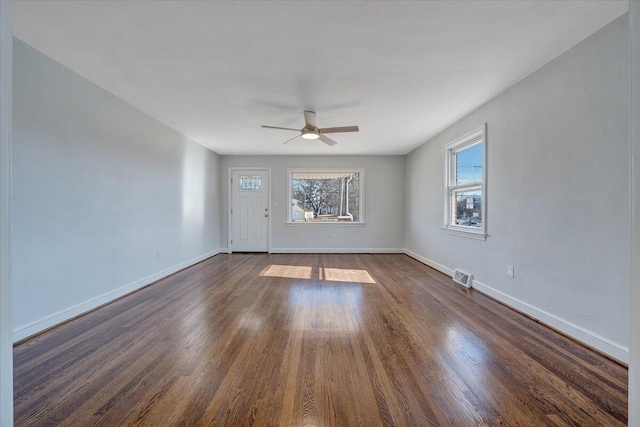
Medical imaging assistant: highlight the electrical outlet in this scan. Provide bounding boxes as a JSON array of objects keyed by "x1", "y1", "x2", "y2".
[
  {"x1": 156, "y1": 250, "x2": 162, "y2": 259},
  {"x1": 507, "y1": 265, "x2": 515, "y2": 278}
]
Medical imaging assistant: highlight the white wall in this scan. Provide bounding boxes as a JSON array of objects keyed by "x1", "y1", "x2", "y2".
[
  {"x1": 405, "y1": 15, "x2": 629, "y2": 361},
  {"x1": 12, "y1": 39, "x2": 221, "y2": 341},
  {"x1": 629, "y1": 0, "x2": 639, "y2": 423},
  {"x1": 220, "y1": 155, "x2": 404, "y2": 252},
  {"x1": 0, "y1": 2, "x2": 12, "y2": 425}
]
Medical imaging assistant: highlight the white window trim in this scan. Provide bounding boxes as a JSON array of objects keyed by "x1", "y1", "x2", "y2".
[
  {"x1": 287, "y1": 168, "x2": 365, "y2": 225},
  {"x1": 441, "y1": 124, "x2": 487, "y2": 240}
]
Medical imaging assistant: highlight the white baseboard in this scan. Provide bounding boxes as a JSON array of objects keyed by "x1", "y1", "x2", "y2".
[
  {"x1": 12, "y1": 249, "x2": 222, "y2": 343},
  {"x1": 471, "y1": 279, "x2": 628, "y2": 363},
  {"x1": 403, "y1": 249, "x2": 629, "y2": 364},
  {"x1": 269, "y1": 248, "x2": 405, "y2": 254},
  {"x1": 404, "y1": 249, "x2": 454, "y2": 276}
]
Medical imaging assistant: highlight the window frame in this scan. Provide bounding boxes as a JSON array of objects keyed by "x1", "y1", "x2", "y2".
[
  {"x1": 286, "y1": 168, "x2": 365, "y2": 225},
  {"x1": 441, "y1": 124, "x2": 487, "y2": 240}
]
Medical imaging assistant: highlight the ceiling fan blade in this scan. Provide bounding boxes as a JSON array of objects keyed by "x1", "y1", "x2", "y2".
[
  {"x1": 319, "y1": 126, "x2": 359, "y2": 134},
  {"x1": 262, "y1": 125, "x2": 301, "y2": 132},
  {"x1": 318, "y1": 134, "x2": 338, "y2": 146},
  {"x1": 304, "y1": 110, "x2": 316, "y2": 128},
  {"x1": 283, "y1": 134, "x2": 302, "y2": 145}
]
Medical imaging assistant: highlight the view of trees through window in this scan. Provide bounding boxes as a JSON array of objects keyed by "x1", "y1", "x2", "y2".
[
  {"x1": 290, "y1": 171, "x2": 361, "y2": 222},
  {"x1": 454, "y1": 190, "x2": 482, "y2": 227}
]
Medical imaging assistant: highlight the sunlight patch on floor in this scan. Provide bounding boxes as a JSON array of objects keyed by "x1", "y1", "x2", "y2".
[
  {"x1": 260, "y1": 265, "x2": 376, "y2": 284},
  {"x1": 319, "y1": 268, "x2": 376, "y2": 284},
  {"x1": 260, "y1": 264, "x2": 313, "y2": 279}
]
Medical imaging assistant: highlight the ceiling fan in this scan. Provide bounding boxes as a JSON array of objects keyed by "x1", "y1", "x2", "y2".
[{"x1": 261, "y1": 110, "x2": 359, "y2": 146}]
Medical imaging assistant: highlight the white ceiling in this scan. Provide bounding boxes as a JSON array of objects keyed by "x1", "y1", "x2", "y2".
[{"x1": 12, "y1": 1, "x2": 628, "y2": 155}]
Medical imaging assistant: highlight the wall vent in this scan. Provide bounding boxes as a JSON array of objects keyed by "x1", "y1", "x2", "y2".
[{"x1": 453, "y1": 270, "x2": 473, "y2": 288}]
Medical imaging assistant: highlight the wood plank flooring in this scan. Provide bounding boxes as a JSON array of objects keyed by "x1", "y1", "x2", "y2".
[{"x1": 14, "y1": 254, "x2": 628, "y2": 426}]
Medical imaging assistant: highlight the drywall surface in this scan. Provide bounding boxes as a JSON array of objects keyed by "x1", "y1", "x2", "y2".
[
  {"x1": 12, "y1": 39, "x2": 221, "y2": 340},
  {"x1": 629, "y1": 0, "x2": 639, "y2": 423},
  {"x1": 405, "y1": 15, "x2": 630, "y2": 360},
  {"x1": 220, "y1": 155, "x2": 404, "y2": 252},
  {"x1": 0, "y1": 3, "x2": 12, "y2": 425}
]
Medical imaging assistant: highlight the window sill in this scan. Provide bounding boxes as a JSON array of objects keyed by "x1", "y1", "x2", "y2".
[
  {"x1": 286, "y1": 222, "x2": 366, "y2": 226},
  {"x1": 440, "y1": 226, "x2": 486, "y2": 240}
]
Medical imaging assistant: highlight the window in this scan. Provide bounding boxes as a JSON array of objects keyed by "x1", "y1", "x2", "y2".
[
  {"x1": 288, "y1": 169, "x2": 364, "y2": 223},
  {"x1": 442, "y1": 125, "x2": 486, "y2": 239},
  {"x1": 239, "y1": 175, "x2": 262, "y2": 191}
]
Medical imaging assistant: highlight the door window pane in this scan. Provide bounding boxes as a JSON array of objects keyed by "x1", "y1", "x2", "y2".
[{"x1": 239, "y1": 176, "x2": 262, "y2": 191}]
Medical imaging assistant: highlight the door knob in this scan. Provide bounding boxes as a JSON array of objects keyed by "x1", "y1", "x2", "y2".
[{"x1": 264, "y1": 214, "x2": 269, "y2": 217}]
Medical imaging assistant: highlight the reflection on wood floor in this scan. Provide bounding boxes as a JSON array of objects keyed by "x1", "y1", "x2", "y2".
[{"x1": 14, "y1": 253, "x2": 628, "y2": 426}]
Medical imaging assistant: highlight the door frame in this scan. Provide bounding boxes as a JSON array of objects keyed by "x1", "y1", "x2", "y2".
[{"x1": 227, "y1": 167, "x2": 272, "y2": 253}]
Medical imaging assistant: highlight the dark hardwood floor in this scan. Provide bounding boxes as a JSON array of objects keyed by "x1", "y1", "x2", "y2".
[{"x1": 14, "y1": 253, "x2": 627, "y2": 426}]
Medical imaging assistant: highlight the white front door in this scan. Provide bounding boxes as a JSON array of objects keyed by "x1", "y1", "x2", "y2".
[{"x1": 231, "y1": 170, "x2": 269, "y2": 252}]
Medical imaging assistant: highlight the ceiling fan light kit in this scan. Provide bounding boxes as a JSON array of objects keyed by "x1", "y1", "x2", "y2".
[
  {"x1": 262, "y1": 110, "x2": 359, "y2": 146},
  {"x1": 302, "y1": 130, "x2": 319, "y2": 140}
]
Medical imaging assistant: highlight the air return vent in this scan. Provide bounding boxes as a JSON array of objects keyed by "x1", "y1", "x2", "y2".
[{"x1": 453, "y1": 270, "x2": 473, "y2": 288}]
